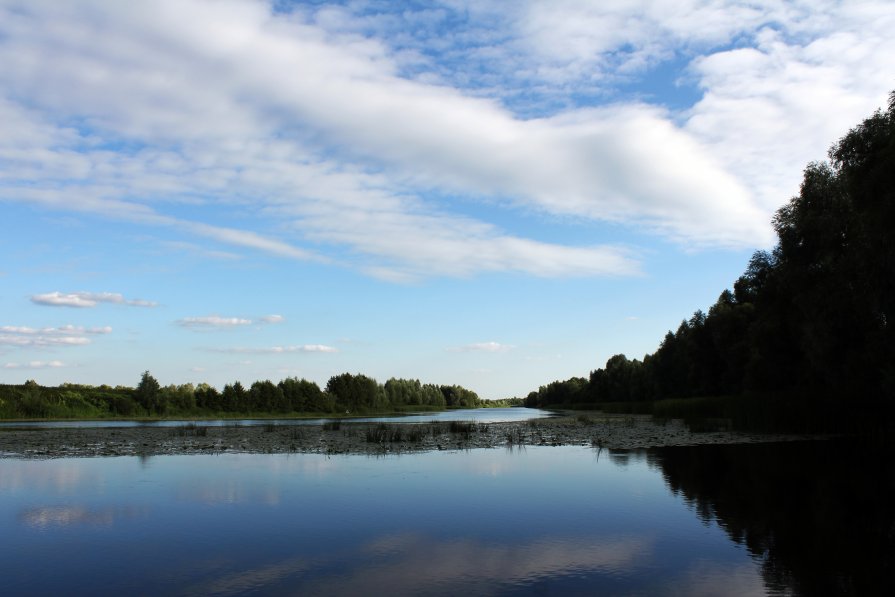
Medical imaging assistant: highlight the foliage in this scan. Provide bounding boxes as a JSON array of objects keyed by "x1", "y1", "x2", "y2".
[
  {"x1": 135, "y1": 371, "x2": 161, "y2": 414},
  {"x1": 0, "y1": 372, "x2": 483, "y2": 420}
]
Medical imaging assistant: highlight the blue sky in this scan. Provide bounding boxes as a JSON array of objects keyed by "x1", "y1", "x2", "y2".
[{"x1": 1, "y1": 0, "x2": 892, "y2": 398}]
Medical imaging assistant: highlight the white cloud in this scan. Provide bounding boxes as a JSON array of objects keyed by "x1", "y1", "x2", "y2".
[
  {"x1": 0, "y1": 324, "x2": 111, "y2": 349},
  {"x1": 211, "y1": 345, "x2": 339, "y2": 354},
  {"x1": 0, "y1": 325, "x2": 111, "y2": 335},
  {"x1": 160, "y1": 240, "x2": 241, "y2": 261},
  {"x1": 452, "y1": 342, "x2": 514, "y2": 353},
  {"x1": 177, "y1": 314, "x2": 286, "y2": 329},
  {"x1": 30, "y1": 291, "x2": 157, "y2": 308},
  {"x1": 177, "y1": 316, "x2": 253, "y2": 329},
  {"x1": 0, "y1": 0, "x2": 891, "y2": 280},
  {"x1": 3, "y1": 360, "x2": 66, "y2": 370}
]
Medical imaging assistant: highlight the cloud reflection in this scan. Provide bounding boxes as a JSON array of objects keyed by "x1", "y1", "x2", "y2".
[
  {"x1": 19, "y1": 505, "x2": 146, "y2": 529},
  {"x1": 319, "y1": 533, "x2": 653, "y2": 595},
  {"x1": 671, "y1": 561, "x2": 767, "y2": 597},
  {"x1": 189, "y1": 532, "x2": 653, "y2": 596},
  {"x1": 0, "y1": 461, "x2": 95, "y2": 492}
]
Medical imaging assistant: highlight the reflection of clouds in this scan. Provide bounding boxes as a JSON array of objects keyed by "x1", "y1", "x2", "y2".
[
  {"x1": 19, "y1": 505, "x2": 146, "y2": 529},
  {"x1": 186, "y1": 556, "x2": 312, "y2": 596},
  {"x1": 608, "y1": 449, "x2": 649, "y2": 468},
  {"x1": 361, "y1": 531, "x2": 420, "y2": 557},
  {"x1": 0, "y1": 460, "x2": 93, "y2": 493},
  {"x1": 316, "y1": 534, "x2": 653, "y2": 595},
  {"x1": 177, "y1": 479, "x2": 281, "y2": 506},
  {"x1": 174, "y1": 454, "x2": 356, "y2": 506},
  {"x1": 670, "y1": 561, "x2": 765, "y2": 597},
  {"x1": 190, "y1": 532, "x2": 653, "y2": 596}
]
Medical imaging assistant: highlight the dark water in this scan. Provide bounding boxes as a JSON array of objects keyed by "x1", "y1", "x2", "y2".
[
  {"x1": 0, "y1": 440, "x2": 891, "y2": 596},
  {"x1": 0, "y1": 407, "x2": 552, "y2": 429}
]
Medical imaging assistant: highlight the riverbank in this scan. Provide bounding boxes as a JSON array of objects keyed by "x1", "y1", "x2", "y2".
[{"x1": 0, "y1": 414, "x2": 824, "y2": 458}]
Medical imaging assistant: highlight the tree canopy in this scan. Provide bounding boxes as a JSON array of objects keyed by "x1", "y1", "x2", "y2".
[{"x1": 0, "y1": 372, "x2": 482, "y2": 419}]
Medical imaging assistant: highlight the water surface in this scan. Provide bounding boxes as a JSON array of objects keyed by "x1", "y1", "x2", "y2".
[
  {"x1": 1, "y1": 440, "x2": 890, "y2": 595},
  {"x1": 0, "y1": 407, "x2": 551, "y2": 429}
]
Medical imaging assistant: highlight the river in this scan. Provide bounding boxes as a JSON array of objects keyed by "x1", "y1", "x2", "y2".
[{"x1": 1, "y1": 438, "x2": 889, "y2": 595}]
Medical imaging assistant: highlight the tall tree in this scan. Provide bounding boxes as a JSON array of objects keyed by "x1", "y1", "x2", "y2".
[{"x1": 135, "y1": 371, "x2": 160, "y2": 414}]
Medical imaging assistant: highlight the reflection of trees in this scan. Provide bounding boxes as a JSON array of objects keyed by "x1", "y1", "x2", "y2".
[{"x1": 649, "y1": 441, "x2": 895, "y2": 596}]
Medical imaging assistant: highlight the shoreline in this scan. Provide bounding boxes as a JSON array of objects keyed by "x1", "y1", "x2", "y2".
[{"x1": 0, "y1": 414, "x2": 825, "y2": 459}]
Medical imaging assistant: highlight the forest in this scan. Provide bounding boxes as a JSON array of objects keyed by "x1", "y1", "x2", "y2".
[
  {"x1": 0, "y1": 372, "x2": 512, "y2": 420},
  {"x1": 526, "y1": 93, "x2": 895, "y2": 432}
]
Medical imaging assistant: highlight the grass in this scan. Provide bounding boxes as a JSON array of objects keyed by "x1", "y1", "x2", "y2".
[
  {"x1": 365, "y1": 424, "x2": 417, "y2": 443},
  {"x1": 448, "y1": 421, "x2": 477, "y2": 433},
  {"x1": 505, "y1": 427, "x2": 525, "y2": 445},
  {"x1": 170, "y1": 423, "x2": 208, "y2": 437}
]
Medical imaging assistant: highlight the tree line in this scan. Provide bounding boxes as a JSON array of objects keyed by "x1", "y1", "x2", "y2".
[
  {"x1": 527, "y1": 92, "x2": 895, "y2": 432},
  {"x1": 0, "y1": 372, "x2": 485, "y2": 419}
]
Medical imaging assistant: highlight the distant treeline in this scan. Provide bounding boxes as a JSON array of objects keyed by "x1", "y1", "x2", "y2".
[
  {"x1": 527, "y1": 93, "x2": 895, "y2": 432},
  {"x1": 0, "y1": 373, "x2": 511, "y2": 419}
]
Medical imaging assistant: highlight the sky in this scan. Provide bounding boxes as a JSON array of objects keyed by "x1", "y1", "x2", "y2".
[{"x1": 1, "y1": 0, "x2": 892, "y2": 399}]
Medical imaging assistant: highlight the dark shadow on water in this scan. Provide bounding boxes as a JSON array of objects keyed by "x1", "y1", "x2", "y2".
[{"x1": 648, "y1": 440, "x2": 895, "y2": 596}]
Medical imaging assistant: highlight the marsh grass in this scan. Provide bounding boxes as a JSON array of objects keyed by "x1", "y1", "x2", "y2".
[
  {"x1": 322, "y1": 421, "x2": 341, "y2": 431},
  {"x1": 170, "y1": 423, "x2": 208, "y2": 437},
  {"x1": 505, "y1": 427, "x2": 525, "y2": 446},
  {"x1": 365, "y1": 423, "x2": 411, "y2": 443},
  {"x1": 449, "y1": 421, "x2": 477, "y2": 434}
]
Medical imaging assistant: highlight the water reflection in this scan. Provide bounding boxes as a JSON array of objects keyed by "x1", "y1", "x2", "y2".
[
  {"x1": 192, "y1": 533, "x2": 653, "y2": 596},
  {"x1": 649, "y1": 440, "x2": 895, "y2": 596},
  {"x1": 1, "y1": 443, "x2": 888, "y2": 595},
  {"x1": 0, "y1": 407, "x2": 553, "y2": 429},
  {"x1": 0, "y1": 459, "x2": 96, "y2": 492},
  {"x1": 19, "y1": 505, "x2": 146, "y2": 529}
]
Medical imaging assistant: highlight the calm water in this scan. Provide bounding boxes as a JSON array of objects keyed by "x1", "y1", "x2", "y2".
[
  {"x1": 0, "y1": 407, "x2": 553, "y2": 429},
  {"x1": 0, "y1": 441, "x2": 891, "y2": 596}
]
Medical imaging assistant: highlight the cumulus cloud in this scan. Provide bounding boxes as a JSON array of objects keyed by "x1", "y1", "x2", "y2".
[
  {"x1": 0, "y1": 324, "x2": 111, "y2": 349},
  {"x1": 3, "y1": 360, "x2": 66, "y2": 369},
  {"x1": 30, "y1": 292, "x2": 157, "y2": 308},
  {"x1": 0, "y1": 325, "x2": 111, "y2": 335},
  {"x1": 177, "y1": 316, "x2": 253, "y2": 329},
  {"x1": 177, "y1": 314, "x2": 286, "y2": 329},
  {"x1": 451, "y1": 342, "x2": 515, "y2": 353},
  {"x1": 0, "y1": 0, "x2": 891, "y2": 279},
  {"x1": 210, "y1": 345, "x2": 339, "y2": 354}
]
